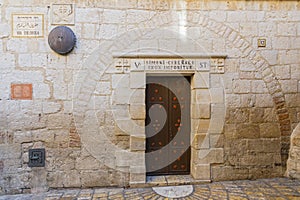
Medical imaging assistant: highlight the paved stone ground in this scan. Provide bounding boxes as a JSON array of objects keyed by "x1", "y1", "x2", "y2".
[{"x1": 1, "y1": 178, "x2": 300, "y2": 199}]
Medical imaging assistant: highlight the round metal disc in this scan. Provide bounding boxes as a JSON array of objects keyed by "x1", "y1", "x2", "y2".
[{"x1": 48, "y1": 26, "x2": 76, "y2": 55}]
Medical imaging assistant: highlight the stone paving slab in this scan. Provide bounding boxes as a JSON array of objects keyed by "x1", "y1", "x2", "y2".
[{"x1": 1, "y1": 178, "x2": 300, "y2": 199}]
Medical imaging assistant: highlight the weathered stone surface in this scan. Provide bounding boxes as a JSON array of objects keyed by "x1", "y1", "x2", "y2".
[
  {"x1": 211, "y1": 166, "x2": 249, "y2": 181},
  {"x1": 47, "y1": 170, "x2": 81, "y2": 188},
  {"x1": 193, "y1": 148, "x2": 224, "y2": 164},
  {"x1": 192, "y1": 133, "x2": 210, "y2": 149},
  {"x1": 1, "y1": 0, "x2": 300, "y2": 194},
  {"x1": 259, "y1": 123, "x2": 281, "y2": 138},
  {"x1": 286, "y1": 123, "x2": 300, "y2": 179},
  {"x1": 130, "y1": 135, "x2": 145, "y2": 151},
  {"x1": 191, "y1": 163, "x2": 210, "y2": 180},
  {"x1": 236, "y1": 123, "x2": 260, "y2": 139}
]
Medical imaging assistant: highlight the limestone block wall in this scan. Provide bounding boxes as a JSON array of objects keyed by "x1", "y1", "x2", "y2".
[
  {"x1": 0, "y1": 0, "x2": 300, "y2": 195},
  {"x1": 287, "y1": 123, "x2": 300, "y2": 179}
]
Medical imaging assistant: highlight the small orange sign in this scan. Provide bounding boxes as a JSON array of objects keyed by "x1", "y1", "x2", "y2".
[{"x1": 11, "y1": 84, "x2": 32, "y2": 100}]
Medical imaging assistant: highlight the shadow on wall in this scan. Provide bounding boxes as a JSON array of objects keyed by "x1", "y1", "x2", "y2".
[{"x1": 286, "y1": 123, "x2": 300, "y2": 179}]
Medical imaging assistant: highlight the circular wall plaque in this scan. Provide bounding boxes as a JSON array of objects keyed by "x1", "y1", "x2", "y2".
[{"x1": 48, "y1": 26, "x2": 76, "y2": 55}]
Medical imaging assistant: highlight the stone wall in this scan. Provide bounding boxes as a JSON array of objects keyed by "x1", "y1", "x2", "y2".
[
  {"x1": 0, "y1": 0, "x2": 300, "y2": 194},
  {"x1": 287, "y1": 123, "x2": 300, "y2": 179}
]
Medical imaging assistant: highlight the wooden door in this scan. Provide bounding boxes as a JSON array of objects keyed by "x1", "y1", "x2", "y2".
[{"x1": 146, "y1": 76, "x2": 191, "y2": 176}]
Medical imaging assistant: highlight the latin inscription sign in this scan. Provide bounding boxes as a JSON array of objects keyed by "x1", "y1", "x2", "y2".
[
  {"x1": 130, "y1": 59, "x2": 210, "y2": 72},
  {"x1": 114, "y1": 55, "x2": 226, "y2": 74},
  {"x1": 12, "y1": 14, "x2": 44, "y2": 38}
]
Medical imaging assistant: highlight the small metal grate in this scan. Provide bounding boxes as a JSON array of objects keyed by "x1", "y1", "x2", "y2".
[{"x1": 28, "y1": 148, "x2": 45, "y2": 167}]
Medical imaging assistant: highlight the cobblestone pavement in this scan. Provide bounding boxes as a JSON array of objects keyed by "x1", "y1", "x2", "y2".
[{"x1": 1, "y1": 178, "x2": 300, "y2": 200}]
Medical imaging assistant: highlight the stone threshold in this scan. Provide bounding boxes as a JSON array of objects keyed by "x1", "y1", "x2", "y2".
[{"x1": 130, "y1": 175, "x2": 211, "y2": 188}]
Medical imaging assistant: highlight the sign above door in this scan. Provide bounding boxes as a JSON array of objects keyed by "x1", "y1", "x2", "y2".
[{"x1": 113, "y1": 53, "x2": 227, "y2": 74}]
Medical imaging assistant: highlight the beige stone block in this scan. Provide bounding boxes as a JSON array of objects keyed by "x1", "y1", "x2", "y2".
[
  {"x1": 129, "y1": 89, "x2": 145, "y2": 104},
  {"x1": 112, "y1": 87, "x2": 131, "y2": 105},
  {"x1": 192, "y1": 133, "x2": 209, "y2": 149},
  {"x1": 112, "y1": 74, "x2": 129, "y2": 89},
  {"x1": 47, "y1": 170, "x2": 81, "y2": 188},
  {"x1": 278, "y1": 23, "x2": 297, "y2": 36},
  {"x1": 291, "y1": 64, "x2": 300, "y2": 79},
  {"x1": 236, "y1": 123, "x2": 260, "y2": 139},
  {"x1": 279, "y1": 51, "x2": 298, "y2": 65},
  {"x1": 227, "y1": 11, "x2": 246, "y2": 22},
  {"x1": 130, "y1": 104, "x2": 145, "y2": 120},
  {"x1": 130, "y1": 72, "x2": 146, "y2": 89},
  {"x1": 208, "y1": 118, "x2": 224, "y2": 134},
  {"x1": 210, "y1": 88, "x2": 224, "y2": 104},
  {"x1": 260, "y1": 50, "x2": 277, "y2": 66},
  {"x1": 42, "y1": 101, "x2": 62, "y2": 114},
  {"x1": 260, "y1": 123, "x2": 281, "y2": 138},
  {"x1": 198, "y1": 119, "x2": 210, "y2": 133},
  {"x1": 95, "y1": 81, "x2": 111, "y2": 95},
  {"x1": 240, "y1": 94, "x2": 256, "y2": 107},
  {"x1": 130, "y1": 135, "x2": 145, "y2": 151},
  {"x1": 273, "y1": 37, "x2": 290, "y2": 49},
  {"x1": 76, "y1": 8, "x2": 101, "y2": 23},
  {"x1": 103, "y1": 9, "x2": 126, "y2": 24},
  {"x1": 139, "y1": 39, "x2": 159, "y2": 50},
  {"x1": 129, "y1": 152, "x2": 145, "y2": 167},
  {"x1": 240, "y1": 153, "x2": 281, "y2": 167},
  {"x1": 191, "y1": 104, "x2": 199, "y2": 119},
  {"x1": 211, "y1": 166, "x2": 248, "y2": 181},
  {"x1": 127, "y1": 10, "x2": 150, "y2": 23},
  {"x1": 83, "y1": 23, "x2": 95, "y2": 39},
  {"x1": 47, "y1": 114, "x2": 71, "y2": 129},
  {"x1": 76, "y1": 156, "x2": 100, "y2": 170},
  {"x1": 246, "y1": 11, "x2": 265, "y2": 22},
  {"x1": 259, "y1": 22, "x2": 276, "y2": 37},
  {"x1": 209, "y1": 11, "x2": 226, "y2": 22},
  {"x1": 32, "y1": 129, "x2": 55, "y2": 145},
  {"x1": 191, "y1": 119, "x2": 199, "y2": 133},
  {"x1": 192, "y1": 103, "x2": 210, "y2": 119},
  {"x1": 81, "y1": 170, "x2": 110, "y2": 187},
  {"x1": 263, "y1": 139, "x2": 281, "y2": 153},
  {"x1": 159, "y1": 39, "x2": 177, "y2": 51},
  {"x1": 280, "y1": 80, "x2": 298, "y2": 93},
  {"x1": 115, "y1": 150, "x2": 130, "y2": 167},
  {"x1": 193, "y1": 148, "x2": 224, "y2": 164},
  {"x1": 14, "y1": 131, "x2": 32, "y2": 143},
  {"x1": 115, "y1": 119, "x2": 144, "y2": 136},
  {"x1": 194, "y1": 89, "x2": 211, "y2": 103},
  {"x1": 225, "y1": 94, "x2": 241, "y2": 107},
  {"x1": 191, "y1": 163, "x2": 210, "y2": 180},
  {"x1": 199, "y1": 103, "x2": 211, "y2": 119},
  {"x1": 255, "y1": 94, "x2": 274, "y2": 108},
  {"x1": 209, "y1": 104, "x2": 225, "y2": 133},
  {"x1": 240, "y1": 58, "x2": 256, "y2": 71},
  {"x1": 286, "y1": 93, "x2": 300, "y2": 107},
  {"x1": 233, "y1": 80, "x2": 251, "y2": 94},
  {"x1": 192, "y1": 72, "x2": 209, "y2": 89},
  {"x1": 210, "y1": 134, "x2": 224, "y2": 148},
  {"x1": 250, "y1": 108, "x2": 264, "y2": 123},
  {"x1": 274, "y1": 65, "x2": 291, "y2": 79},
  {"x1": 240, "y1": 22, "x2": 258, "y2": 36},
  {"x1": 130, "y1": 166, "x2": 146, "y2": 184},
  {"x1": 251, "y1": 80, "x2": 268, "y2": 94},
  {"x1": 111, "y1": 104, "x2": 130, "y2": 119}
]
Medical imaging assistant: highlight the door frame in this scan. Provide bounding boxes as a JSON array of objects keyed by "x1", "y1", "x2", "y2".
[{"x1": 145, "y1": 73, "x2": 192, "y2": 176}]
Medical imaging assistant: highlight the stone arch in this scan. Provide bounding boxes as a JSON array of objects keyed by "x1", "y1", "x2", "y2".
[
  {"x1": 123, "y1": 12, "x2": 291, "y2": 161},
  {"x1": 73, "y1": 11, "x2": 291, "y2": 181},
  {"x1": 186, "y1": 14, "x2": 292, "y2": 164}
]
